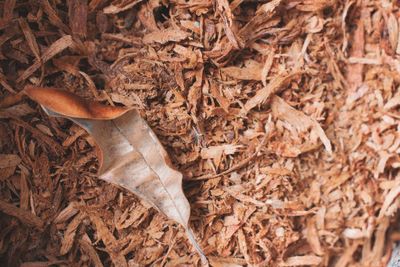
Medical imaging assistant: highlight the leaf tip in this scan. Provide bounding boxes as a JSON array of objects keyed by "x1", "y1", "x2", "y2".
[{"x1": 24, "y1": 85, "x2": 130, "y2": 120}]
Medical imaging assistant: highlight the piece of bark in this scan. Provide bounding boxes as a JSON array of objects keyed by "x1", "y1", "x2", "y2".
[
  {"x1": 17, "y1": 35, "x2": 74, "y2": 83},
  {"x1": 0, "y1": 200, "x2": 44, "y2": 228},
  {"x1": 68, "y1": 0, "x2": 88, "y2": 38}
]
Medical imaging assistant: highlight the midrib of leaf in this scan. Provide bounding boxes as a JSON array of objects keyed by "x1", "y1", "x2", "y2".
[
  {"x1": 110, "y1": 119, "x2": 188, "y2": 227},
  {"x1": 110, "y1": 118, "x2": 207, "y2": 263}
]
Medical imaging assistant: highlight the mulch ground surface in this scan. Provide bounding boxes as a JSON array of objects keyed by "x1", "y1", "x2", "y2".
[{"x1": 1, "y1": 0, "x2": 400, "y2": 266}]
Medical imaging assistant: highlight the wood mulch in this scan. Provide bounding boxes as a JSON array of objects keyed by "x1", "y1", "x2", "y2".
[{"x1": 1, "y1": 0, "x2": 400, "y2": 266}]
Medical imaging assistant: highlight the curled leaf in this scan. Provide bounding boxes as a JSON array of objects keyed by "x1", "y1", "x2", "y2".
[
  {"x1": 24, "y1": 86, "x2": 129, "y2": 120},
  {"x1": 24, "y1": 86, "x2": 207, "y2": 264}
]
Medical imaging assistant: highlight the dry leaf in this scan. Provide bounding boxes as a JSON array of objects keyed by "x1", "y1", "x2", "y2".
[
  {"x1": 23, "y1": 86, "x2": 207, "y2": 264},
  {"x1": 25, "y1": 86, "x2": 128, "y2": 119}
]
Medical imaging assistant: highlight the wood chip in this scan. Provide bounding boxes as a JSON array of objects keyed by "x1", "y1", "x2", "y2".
[
  {"x1": 143, "y1": 28, "x2": 190, "y2": 44},
  {"x1": 279, "y1": 255, "x2": 322, "y2": 266},
  {"x1": 0, "y1": 154, "x2": 21, "y2": 168},
  {"x1": 242, "y1": 72, "x2": 302, "y2": 114},
  {"x1": 271, "y1": 96, "x2": 332, "y2": 154},
  {"x1": 68, "y1": 0, "x2": 88, "y2": 38},
  {"x1": 103, "y1": 0, "x2": 143, "y2": 14},
  {"x1": 60, "y1": 212, "x2": 84, "y2": 255},
  {"x1": 87, "y1": 211, "x2": 128, "y2": 267},
  {"x1": 0, "y1": 200, "x2": 44, "y2": 228},
  {"x1": 17, "y1": 35, "x2": 74, "y2": 82}
]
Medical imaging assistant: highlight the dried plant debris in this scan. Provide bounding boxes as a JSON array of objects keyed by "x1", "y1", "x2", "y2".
[
  {"x1": 24, "y1": 85, "x2": 207, "y2": 264},
  {"x1": 1, "y1": 0, "x2": 400, "y2": 266}
]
